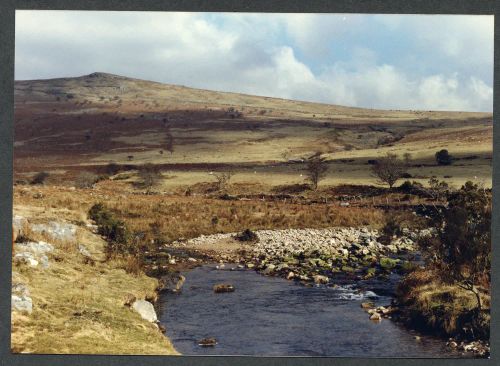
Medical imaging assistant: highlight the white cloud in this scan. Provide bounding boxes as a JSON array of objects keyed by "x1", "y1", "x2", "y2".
[{"x1": 15, "y1": 11, "x2": 493, "y2": 112}]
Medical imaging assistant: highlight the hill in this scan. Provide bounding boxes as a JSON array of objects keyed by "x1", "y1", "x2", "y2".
[{"x1": 14, "y1": 72, "x2": 492, "y2": 188}]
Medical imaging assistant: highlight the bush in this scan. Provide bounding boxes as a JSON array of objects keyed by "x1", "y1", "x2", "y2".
[
  {"x1": 75, "y1": 171, "x2": 100, "y2": 189},
  {"x1": 234, "y1": 229, "x2": 259, "y2": 243},
  {"x1": 379, "y1": 214, "x2": 403, "y2": 244},
  {"x1": 105, "y1": 163, "x2": 121, "y2": 175},
  {"x1": 136, "y1": 164, "x2": 162, "y2": 192},
  {"x1": 31, "y1": 171, "x2": 49, "y2": 185},
  {"x1": 88, "y1": 203, "x2": 132, "y2": 256},
  {"x1": 435, "y1": 149, "x2": 453, "y2": 165},
  {"x1": 398, "y1": 180, "x2": 424, "y2": 195},
  {"x1": 421, "y1": 182, "x2": 491, "y2": 314}
]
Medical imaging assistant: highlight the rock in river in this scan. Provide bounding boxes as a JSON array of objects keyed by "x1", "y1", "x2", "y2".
[
  {"x1": 313, "y1": 275, "x2": 329, "y2": 285},
  {"x1": 213, "y1": 284, "x2": 235, "y2": 293},
  {"x1": 198, "y1": 337, "x2": 217, "y2": 347}
]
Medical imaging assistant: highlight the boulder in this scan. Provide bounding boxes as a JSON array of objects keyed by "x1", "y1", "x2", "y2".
[
  {"x1": 12, "y1": 283, "x2": 30, "y2": 297},
  {"x1": 262, "y1": 264, "x2": 276, "y2": 275},
  {"x1": 213, "y1": 284, "x2": 235, "y2": 293},
  {"x1": 78, "y1": 244, "x2": 92, "y2": 258},
  {"x1": 198, "y1": 337, "x2": 217, "y2": 347},
  {"x1": 15, "y1": 241, "x2": 54, "y2": 255},
  {"x1": 379, "y1": 257, "x2": 400, "y2": 270},
  {"x1": 13, "y1": 215, "x2": 28, "y2": 241},
  {"x1": 175, "y1": 275, "x2": 186, "y2": 292},
  {"x1": 31, "y1": 221, "x2": 77, "y2": 241},
  {"x1": 132, "y1": 300, "x2": 158, "y2": 323},
  {"x1": 286, "y1": 271, "x2": 295, "y2": 280},
  {"x1": 313, "y1": 275, "x2": 329, "y2": 285},
  {"x1": 13, "y1": 252, "x2": 39, "y2": 267},
  {"x1": 369, "y1": 313, "x2": 382, "y2": 321},
  {"x1": 40, "y1": 255, "x2": 50, "y2": 269},
  {"x1": 12, "y1": 294, "x2": 33, "y2": 314},
  {"x1": 361, "y1": 302, "x2": 374, "y2": 310}
]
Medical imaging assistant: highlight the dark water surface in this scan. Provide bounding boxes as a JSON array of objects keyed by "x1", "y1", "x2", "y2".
[{"x1": 158, "y1": 265, "x2": 458, "y2": 357}]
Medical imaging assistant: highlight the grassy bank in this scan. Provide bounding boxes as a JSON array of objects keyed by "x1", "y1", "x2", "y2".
[
  {"x1": 397, "y1": 269, "x2": 490, "y2": 341},
  {"x1": 11, "y1": 204, "x2": 178, "y2": 354}
]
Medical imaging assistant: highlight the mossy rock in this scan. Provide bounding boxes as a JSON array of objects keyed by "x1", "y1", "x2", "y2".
[
  {"x1": 379, "y1": 257, "x2": 400, "y2": 270},
  {"x1": 341, "y1": 266, "x2": 355, "y2": 273},
  {"x1": 284, "y1": 256, "x2": 299, "y2": 265},
  {"x1": 400, "y1": 260, "x2": 417, "y2": 273},
  {"x1": 364, "y1": 267, "x2": 377, "y2": 279}
]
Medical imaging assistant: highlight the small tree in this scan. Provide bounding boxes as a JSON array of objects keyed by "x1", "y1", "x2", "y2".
[
  {"x1": 31, "y1": 171, "x2": 49, "y2": 185},
  {"x1": 137, "y1": 164, "x2": 162, "y2": 192},
  {"x1": 212, "y1": 171, "x2": 233, "y2": 191},
  {"x1": 435, "y1": 149, "x2": 453, "y2": 165},
  {"x1": 304, "y1": 153, "x2": 328, "y2": 190},
  {"x1": 424, "y1": 182, "x2": 490, "y2": 314},
  {"x1": 164, "y1": 125, "x2": 174, "y2": 154},
  {"x1": 371, "y1": 153, "x2": 407, "y2": 189},
  {"x1": 403, "y1": 152, "x2": 412, "y2": 166},
  {"x1": 426, "y1": 177, "x2": 450, "y2": 201}
]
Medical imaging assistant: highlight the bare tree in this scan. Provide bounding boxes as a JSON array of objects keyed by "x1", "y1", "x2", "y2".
[
  {"x1": 371, "y1": 153, "x2": 407, "y2": 189},
  {"x1": 136, "y1": 164, "x2": 162, "y2": 192},
  {"x1": 211, "y1": 171, "x2": 233, "y2": 191},
  {"x1": 304, "y1": 152, "x2": 328, "y2": 190},
  {"x1": 164, "y1": 125, "x2": 174, "y2": 154},
  {"x1": 403, "y1": 152, "x2": 412, "y2": 166}
]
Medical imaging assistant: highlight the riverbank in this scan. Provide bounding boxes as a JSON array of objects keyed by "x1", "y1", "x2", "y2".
[
  {"x1": 168, "y1": 226, "x2": 420, "y2": 284},
  {"x1": 159, "y1": 264, "x2": 461, "y2": 357},
  {"x1": 159, "y1": 227, "x2": 489, "y2": 357},
  {"x1": 11, "y1": 210, "x2": 178, "y2": 355}
]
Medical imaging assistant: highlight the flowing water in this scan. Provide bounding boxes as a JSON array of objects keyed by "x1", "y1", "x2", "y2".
[{"x1": 158, "y1": 265, "x2": 460, "y2": 357}]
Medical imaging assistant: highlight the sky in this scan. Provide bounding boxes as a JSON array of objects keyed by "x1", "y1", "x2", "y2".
[{"x1": 15, "y1": 11, "x2": 494, "y2": 112}]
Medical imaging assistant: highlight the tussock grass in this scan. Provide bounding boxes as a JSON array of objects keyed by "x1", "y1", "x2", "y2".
[{"x1": 397, "y1": 269, "x2": 490, "y2": 339}]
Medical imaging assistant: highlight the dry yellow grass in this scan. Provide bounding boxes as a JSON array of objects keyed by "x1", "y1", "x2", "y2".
[
  {"x1": 397, "y1": 269, "x2": 490, "y2": 337},
  {"x1": 12, "y1": 198, "x2": 178, "y2": 355}
]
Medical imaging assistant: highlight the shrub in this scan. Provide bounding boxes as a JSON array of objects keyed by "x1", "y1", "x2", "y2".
[
  {"x1": 234, "y1": 229, "x2": 259, "y2": 243},
  {"x1": 398, "y1": 180, "x2": 424, "y2": 195},
  {"x1": 136, "y1": 164, "x2": 162, "y2": 192},
  {"x1": 435, "y1": 149, "x2": 453, "y2": 165},
  {"x1": 88, "y1": 203, "x2": 132, "y2": 256},
  {"x1": 75, "y1": 171, "x2": 100, "y2": 189},
  {"x1": 123, "y1": 255, "x2": 142, "y2": 275},
  {"x1": 105, "y1": 162, "x2": 121, "y2": 175},
  {"x1": 30, "y1": 171, "x2": 49, "y2": 185},
  {"x1": 421, "y1": 182, "x2": 491, "y2": 314},
  {"x1": 211, "y1": 171, "x2": 233, "y2": 192},
  {"x1": 379, "y1": 214, "x2": 403, "y2": 244}
]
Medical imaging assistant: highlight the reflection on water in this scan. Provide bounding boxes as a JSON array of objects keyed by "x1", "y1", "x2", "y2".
[{"x1": 158, "y1": 265, "x2": 460, "y2": 357}]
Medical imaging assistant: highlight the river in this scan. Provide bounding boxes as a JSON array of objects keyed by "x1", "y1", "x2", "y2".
[{"x1": 158, "y1": 264, "x2": 462, "y2": 357}]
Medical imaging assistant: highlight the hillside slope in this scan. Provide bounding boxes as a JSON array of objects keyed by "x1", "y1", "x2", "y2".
[{"x1": 13, "y1": 72, "x2": 492, "y2": 188}]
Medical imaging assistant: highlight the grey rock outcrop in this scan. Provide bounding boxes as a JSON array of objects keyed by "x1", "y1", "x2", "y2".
[
  {"x1": 132, "y1": 300, "x2": 158, "y2": 323},
  {"x1": 31, "y1": 221, "x2": 77, "y2": 241}
]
